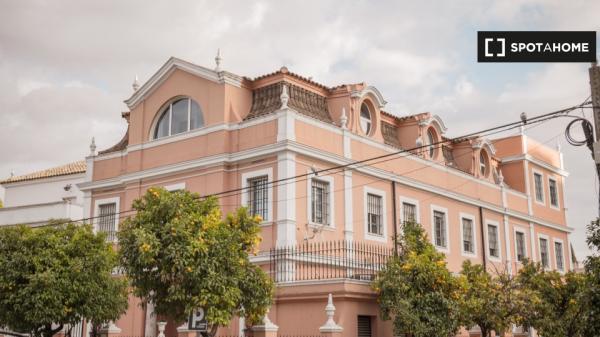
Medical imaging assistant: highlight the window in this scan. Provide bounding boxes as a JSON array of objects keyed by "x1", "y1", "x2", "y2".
[
  {"x1": 402, "y1": 202, "x2": 417, "y2": 223},
  {"x1": 549, "y1": 178, "x2": 559, "y2": 208},
  {"x1": 433, "y1": 210, "x2": 447, "y2": 248},
  {"x1": 247, "y1": 175, "x2": 268, "y2": 220},
  {"x1": 98, "y1": 203, "x2": 117, "y2": 242},
  {"x1": 539, "y1": 237, "x2": 550, "y2": 268},
  {"x1": 367, "y1": 193, "x2": 383, "y2": 236},
  {"x1": 555, "y1": 241, "x2": 564, "y2": 271},
  {"x1": 515, "y1": 231, "x2": 526, "y2": 262},
  {"x1": 534, "y1": 172, "x2": 544, "y2": 203},
  {"x1": 462, "y1": 217, "x2": 475, "y2": 254},
  {"x1": 154, "y1": 98, "x2": 203, "y2": 139},
  {"x1": 488, "y1": 224, "x2": 500, "y2": 258},
  {"x1": 357, "y1": 316, "x2": 372, "y2": 337},
  {"x1": 427, "y1": 128, "x2": 436, "y2": 158},
  {"x1": 479, "y1": 150, "x2": 488, "y2": 176},
  {"x1": 311, "y1": 179, "x2": 330, "y2": 226},
  {"x1": 359, "y1": 103, "x2": 372, "y2": 135}
]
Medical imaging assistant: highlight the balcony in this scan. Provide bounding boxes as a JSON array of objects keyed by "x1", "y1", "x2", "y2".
[
  {"x1": 269, "y1": 240, "x2": 393, "y2": 283},
  {"x1": 0, "y1": 200, "x2": 83, "y2": 227}
]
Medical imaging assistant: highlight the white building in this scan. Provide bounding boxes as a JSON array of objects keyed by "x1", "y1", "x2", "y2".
[{"x1": 0, "y1": 161, "x2": 86, "y2": 227}]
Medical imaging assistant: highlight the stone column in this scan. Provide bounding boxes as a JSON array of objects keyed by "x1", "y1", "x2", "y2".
[
  {"x1": 99, "y1": 322, "x2": 121, "y2": 337},
  {"x1": 319, "y1": 294, "x2": 342, "y2": 337},
  {"x1": 251, "y1": 310, "x2": 278, "y2": 337}
]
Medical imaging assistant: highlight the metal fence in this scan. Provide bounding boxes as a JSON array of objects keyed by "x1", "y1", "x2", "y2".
[{"x1": 269, "y1": 240, "x2": 393, "y2": 282}]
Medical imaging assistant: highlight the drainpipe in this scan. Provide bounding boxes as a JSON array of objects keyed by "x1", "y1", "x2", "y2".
[
  {"x1": 479, "y1": 206, "x2": 487, "y2": 270},
  {"x1": 392, "y1": 181, "x2": 398, "y2": 256}
]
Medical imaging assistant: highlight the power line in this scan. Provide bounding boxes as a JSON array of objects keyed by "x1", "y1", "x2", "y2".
[{"x1": 23, "y1": 100, "x2": 592, "y2": 228}]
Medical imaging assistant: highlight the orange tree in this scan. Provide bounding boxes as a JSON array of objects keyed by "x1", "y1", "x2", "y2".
[{"x1": 118, "y1": 188, "x2": 273, "y2": 337}]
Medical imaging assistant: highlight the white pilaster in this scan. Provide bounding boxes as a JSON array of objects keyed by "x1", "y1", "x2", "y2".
[
  {"x1": 343, "y1": 170, "x2": 354, "y2": 241},
  {"x1": 529, "y1": 223, "x2": 537, "y2": 262},
  {"x1": 276, "y1": 151, "x2": 296, "y2": 247}
]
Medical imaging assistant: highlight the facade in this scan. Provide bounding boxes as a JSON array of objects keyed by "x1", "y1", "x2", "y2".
[
  {"x1": 77, "y1": 57, "x2": 574, "y2": 337},
  {"x1": 0, "y1": 161, "x2": 86, "y2": 227}
]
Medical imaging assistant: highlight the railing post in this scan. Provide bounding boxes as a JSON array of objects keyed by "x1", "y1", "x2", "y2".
[
  {"x1": 251, "y1": 309, "x2": 278, "y2": 337},
  {"x1": 319, "y1": 294, "x2": 342, "y2": 337},
  {"x1": 99, "y1": 322, "x2": 121, "y2": 337}
]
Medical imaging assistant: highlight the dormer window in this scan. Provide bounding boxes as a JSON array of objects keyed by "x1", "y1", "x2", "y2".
[
  {"x1": 479, "y1": 150, "x2": 488, "y2": 176},
  {"x1": 360, "y1": 103, "x2": 372, "y2": 135},
  {"x1": 427, "y1": 128, "x2": 436, "y2": 158},
  {"x1": 154, "y1": 98, "x2": 203, "y2": 139}
]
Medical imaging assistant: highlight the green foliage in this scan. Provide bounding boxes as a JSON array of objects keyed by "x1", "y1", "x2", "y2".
[
  {"x1": 373, "y1": 221, "x2": 463, "y2": 337},
  {"x1": 460, "y1": 261, "x2": 527, "y2": 337},
  {"x1": 517, "y1": 260, "x2": 587, "y2": 337},
  {"x1": 583, "y1": 218, "x2": 600, "y2": 336},
  {"x1": 0, "y1": 222, "x2": 128, "y2": 337},
  {"x1": 0, "y1": 198, "x2": 3, "y2": 208},
  {"x1": 118, "y1": 188, "x2": 274, "y2": 335}
]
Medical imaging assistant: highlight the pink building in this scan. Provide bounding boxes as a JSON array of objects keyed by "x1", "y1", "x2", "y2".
[{"x1": 79, "y1": 57, "x2": 573, "y2": 337}]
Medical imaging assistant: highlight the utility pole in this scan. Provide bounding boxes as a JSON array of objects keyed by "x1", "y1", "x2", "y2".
[{"x1": 589, "y1": 61, "x2": 600, "y2": 216}]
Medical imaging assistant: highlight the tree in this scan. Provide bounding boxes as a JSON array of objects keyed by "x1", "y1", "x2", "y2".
[
  {"x1": 517, "y1": 260, "x2": 587, "y2": 337},
  {"x1": 583, "y1": 218, "x2": 600, "y2": 336},
  {"x1": 460, "y1": 261, "x2": 528, "y2": 337},
  {"x1": 0, "y1": 222, "x2": 128, "y2": 337},
  {"x1": 118, "y1": 188, "x2": 274, "y2": 337},
  {"x1": 373, "y1": 221, "x2": 464, "y2": 337}
]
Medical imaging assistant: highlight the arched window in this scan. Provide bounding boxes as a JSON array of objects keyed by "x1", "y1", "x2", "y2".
[
  {"x1": 479, "y1": 150, "x2": 488, "y2": 176},
  {"x1": 360, "y1": 103, "x2": 372, "y2": 135},
  {"x1": 154, "y1": 98, "x2": 203, "y2": 139},
  {"x1": 427, "y1": 128, "x2": 436, "y2": 158}
]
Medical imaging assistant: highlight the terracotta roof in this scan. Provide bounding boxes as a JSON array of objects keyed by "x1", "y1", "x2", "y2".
[
  {"x1": 251, "y1": 67, "x2": 332, "y2": 91},
  {"x1": 0, "y1": 161, "x2": 86, "y2": 184},
  {"x1": 245, "y1": 81, "x2": 333, "y2": 123}
]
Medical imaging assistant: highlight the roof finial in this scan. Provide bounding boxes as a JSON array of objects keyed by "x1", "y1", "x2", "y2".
[
  {"x1": 320, "y1": 293, "x2": 342, "y2": 332},
  {"x1": 10, "y1": 170, "x2": 14, "y2": 178},
  {"x1": 132, "y1": 75, "x2": 140, "y2": 92},
  {"x1": 340, "y1": 107, "x2": 348, "y2": 129},
  {"x1": 556, "y1": 140, "x2": 562, "y2": 152},
  {"x1": 89, "y1": 137, "x2": 97, "y2": 156},
  {"x1": 215, "y1": 48, "x2": 222, "y2": 72},
  {"x1": 280, "y1": 84, "x2": 289, "y2": 109}
]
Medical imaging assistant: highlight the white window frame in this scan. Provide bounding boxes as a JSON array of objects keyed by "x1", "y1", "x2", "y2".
[
  {"x1": 364, "y1": 186, "x2": 387, "y2": 243},
  {"x1": 241, "y1": 168, "x2": 273, "y2": 224},
  {"x1": 459, "y1": 212, "x2": 477, "y2": 258},
  {"x1": 93, "y1": 197, "x2": 120, "y2": 242},
  {"x1": 532, "y1": 169, "x2": 545, "y2": 205},
  {"x1": 553, "y1": 238, "x2": 565, "y2": 273},
  {"x1": 430, "y1": 204, "x2": 450, "y2": 253},
  {"x1": 306, "y1": 172, "x2": 335, "y2": 229},
  {"x1": 485, "y1": 220, "x2": 502, "y2": 262},
  {"x1": 548, "y1": 176, "x2": 560, "y2": 210},
  {"x1": 513, "y1": 226, "x2": 528, "y2": 263},
  {"x1": 399, "y1": 196, "x2": 420, "y2": 224},
  {"x1": 538, "y1": 233, "x2": 551, "y2": 270},
  {"x1": 164, "y1": 182, "x2": 186, "y2": 192}
]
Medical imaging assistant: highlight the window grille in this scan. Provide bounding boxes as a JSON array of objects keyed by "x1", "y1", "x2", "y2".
[
  {"x1": 402, "y1": 202, "x2": 416, "y2": 223},
  {"x1": 367, "y1": 193, "x2": 382, "y2": 236},
  {"x1": 540, "y1": 238, "x2": 549, "y2": 267},
  {"x1": 555, "y1": 241, "x2": 564, "y2": 270},
  {"x1": 534, "y1": 173, "x2": 544, "y2": 202},
  {"x1": 311, "y1": 179, "x2": 330, "y2": 226},
  {"x1": 357, "y1": 316, "x2": 372, "y2": 337},
  {"x1": 549, "y1": 179, "x2": 558, "y2": 207},
  {"x1": 248, "y1": 175, "x2": 269, "y2": 220},
  {"x1": 488, "y1": 224, "x2": 499, "y2": 258},
  {"x1": 462, "y1": 218, "x2": 474, "y2": 253},
  {"x1": 516, "y1": 231, "x2": 526, "y2": 262},
  {"x1": 434, "y1": 211, "x2": 447, "y2": 248},
  {"x1": 98, "y1": 203, "x2": 117, "y2": 241}
]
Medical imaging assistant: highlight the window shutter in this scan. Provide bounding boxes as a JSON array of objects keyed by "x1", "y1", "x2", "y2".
[{"x1": 357, "y1": 316, "x2": 372, "y2": 337}]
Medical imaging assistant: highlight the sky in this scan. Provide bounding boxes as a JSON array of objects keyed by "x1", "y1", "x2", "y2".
[{"x1": 0, "y1": 0, "x2": 599, "y2": 258}]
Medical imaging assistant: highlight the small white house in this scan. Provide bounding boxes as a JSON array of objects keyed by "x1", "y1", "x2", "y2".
[{"x1": 0, "y1": 161, "x2": 86, "y2": 227}]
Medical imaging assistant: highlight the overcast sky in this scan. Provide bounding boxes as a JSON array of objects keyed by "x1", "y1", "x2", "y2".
[{"x1": 0, "y1": 0, "x2": 599, "y2": 258}]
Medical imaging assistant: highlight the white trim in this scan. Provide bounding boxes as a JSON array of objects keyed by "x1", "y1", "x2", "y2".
[
  {"x1": 552, "y1": 238, "x2": 565, "y2": 273},
  {"x1": 164, "y1": 182, "x2": 186, "y2": 192},
  {"x1": 502, "y1": 154, "x2": 569, "y2": 177},
  {"x1": 485, "y1": 220, "x2": 502, "y2": 262},
  {"x1": 241, "y1": 168, "x2": 273, "y2": 224},
  {"x1": 459, "y1": 212, "x2": 477, "y2": 258},
  {"x1": 532, "y1": 169, "x2": 545, "y2": 206},
  {"x1": 537, "y1": 233, "x2": 551, "y2": 270},
  {"x1": 343, "y1": 170, "x2": 353, "y2": 240},
  {"x1": 419, "y1": 115, "x2": 448, "y2": 135},
  {"x1": 276, "y1": 152, "x2": 296, "y2": 247},
  {"x1": 351, "y1": 85, "x2": 387, "y2": 108},
  {"x1": 430, "y1": 204, "x2": 450, "y2": 253},
  {"x1": 513, "y1": 226, "x2": 529, "y2": 263},
  {"x1": 306, "y1": 171, "x2": 335, "y2": 229},
  {"x1": 399, "y1": 196, "x2": 421, "y2": 224},
  {"x1": 93, "y1": 197, "x2": 120, "y2": 242},
  {"x1": 363, "y1": 186, "x2": 387, "y2": 243},
  {"x1": 547, "y1": 176, "x2": 560, "y2": 210}
]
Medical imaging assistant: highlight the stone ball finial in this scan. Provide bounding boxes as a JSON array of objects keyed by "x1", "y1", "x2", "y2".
[{"x1": 280, "y1": 66, "x2": 289, "y2": 73}]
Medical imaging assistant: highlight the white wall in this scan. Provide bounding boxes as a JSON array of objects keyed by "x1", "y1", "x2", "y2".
[{"x1": 3, "y1": 174, "x2": 85, "y2": 208}]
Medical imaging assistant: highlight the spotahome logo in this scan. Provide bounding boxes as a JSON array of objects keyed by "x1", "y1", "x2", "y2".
[{"x1": 478, "y1": 31, "x2": 597, "y2": 62}]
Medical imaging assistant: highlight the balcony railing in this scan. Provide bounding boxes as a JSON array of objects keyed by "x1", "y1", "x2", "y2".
[{"x1": 269, "y1": 240, "x2": 393, "y2": 283}]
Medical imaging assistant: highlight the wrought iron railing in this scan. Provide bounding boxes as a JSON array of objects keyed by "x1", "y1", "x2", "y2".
[{"x1": 269, "y1": 240, "x2": 393, "y2": 282}]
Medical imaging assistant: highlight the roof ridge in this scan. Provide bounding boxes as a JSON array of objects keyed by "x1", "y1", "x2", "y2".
[{"x1": 1, "y1": 160, "x2": 86, "y2": 185}]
